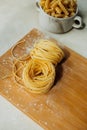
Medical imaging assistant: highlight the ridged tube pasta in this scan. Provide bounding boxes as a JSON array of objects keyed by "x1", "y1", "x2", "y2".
[
  {"x1": 30, "y1": 39, "x2": 64, "y2": 66},
  {"x1": 22, "y1": 58, "x2": 55, "y2": 94}
]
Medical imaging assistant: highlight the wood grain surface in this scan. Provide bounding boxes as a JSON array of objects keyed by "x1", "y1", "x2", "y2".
[{"x1": 0, "y1": 29, "x2": 87, "y2": 130}]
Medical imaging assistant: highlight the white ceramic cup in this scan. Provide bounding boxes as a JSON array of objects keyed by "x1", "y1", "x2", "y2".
[{"x1": 36, "y1": 1, "x2": 83, "y2": 33}]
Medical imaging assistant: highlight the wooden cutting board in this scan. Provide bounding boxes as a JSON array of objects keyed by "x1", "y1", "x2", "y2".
[{"x1": 0, "y1": 28, "x2": 87, "y2": 130}]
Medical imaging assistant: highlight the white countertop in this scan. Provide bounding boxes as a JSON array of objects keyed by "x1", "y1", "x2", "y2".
[{"x1": 0, "y1": 0, "x2": 87, "y2": 130}]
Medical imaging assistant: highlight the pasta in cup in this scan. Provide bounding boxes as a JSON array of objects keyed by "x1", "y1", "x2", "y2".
[{"x1": 37, "y1": 0, "x2": 82, "y2": 33}]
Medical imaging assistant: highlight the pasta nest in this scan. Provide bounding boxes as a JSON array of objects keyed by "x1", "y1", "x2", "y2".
[
  {"x1": 22, "y1": 58, "x2": 56, "y2": 94},
  {"x1": 30, "y1": 39, "x2": 64, "y2": 66}
]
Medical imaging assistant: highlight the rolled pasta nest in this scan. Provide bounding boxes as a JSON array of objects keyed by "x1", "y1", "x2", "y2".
[
  {"x1": 30, "y1": 39, "x2": 64, "y2": 66},
  {"x1": 22, "y1": 58, "x2": 56, "y2": 94}
]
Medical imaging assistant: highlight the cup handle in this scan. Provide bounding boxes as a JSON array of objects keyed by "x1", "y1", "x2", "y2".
[
  {"x1": 72, "y1": 16, "x2": 83, "y2": 29},
  {"x1": 36, "y1": 0, "x2": 40, "y2": 11}
]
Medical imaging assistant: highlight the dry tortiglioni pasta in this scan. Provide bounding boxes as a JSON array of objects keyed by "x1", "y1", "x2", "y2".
[
  {"x1": 22, "y1": 58, "x2": 55, "y2": 94},
  {"x1": 30, "y1": 39, "x2": 65, "y2": 66},
  {"x1": 39, "y1": 0, "x2": 77, "y2": 18}
]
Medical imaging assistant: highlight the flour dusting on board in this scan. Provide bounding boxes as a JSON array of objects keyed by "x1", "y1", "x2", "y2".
[{"x1": 29, "y1": 100, "x2": 44, "y2": 112}]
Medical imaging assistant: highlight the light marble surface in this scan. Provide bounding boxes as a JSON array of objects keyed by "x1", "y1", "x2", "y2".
[{"x1": 0, "y1": 0, "x2": 87, "y2": 130}]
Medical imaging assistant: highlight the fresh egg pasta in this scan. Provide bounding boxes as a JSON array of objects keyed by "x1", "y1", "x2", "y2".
[
  {"x1": 30, "y1": 39, "x2": 65, "y2": 66},
  {"x1": 22, "y1": 58, "x2": 55, "y2": 94}
]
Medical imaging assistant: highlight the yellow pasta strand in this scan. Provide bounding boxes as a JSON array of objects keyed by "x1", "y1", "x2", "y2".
[{"x1": 11, "y1": 41, "x2": 30, "y2": 61}]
